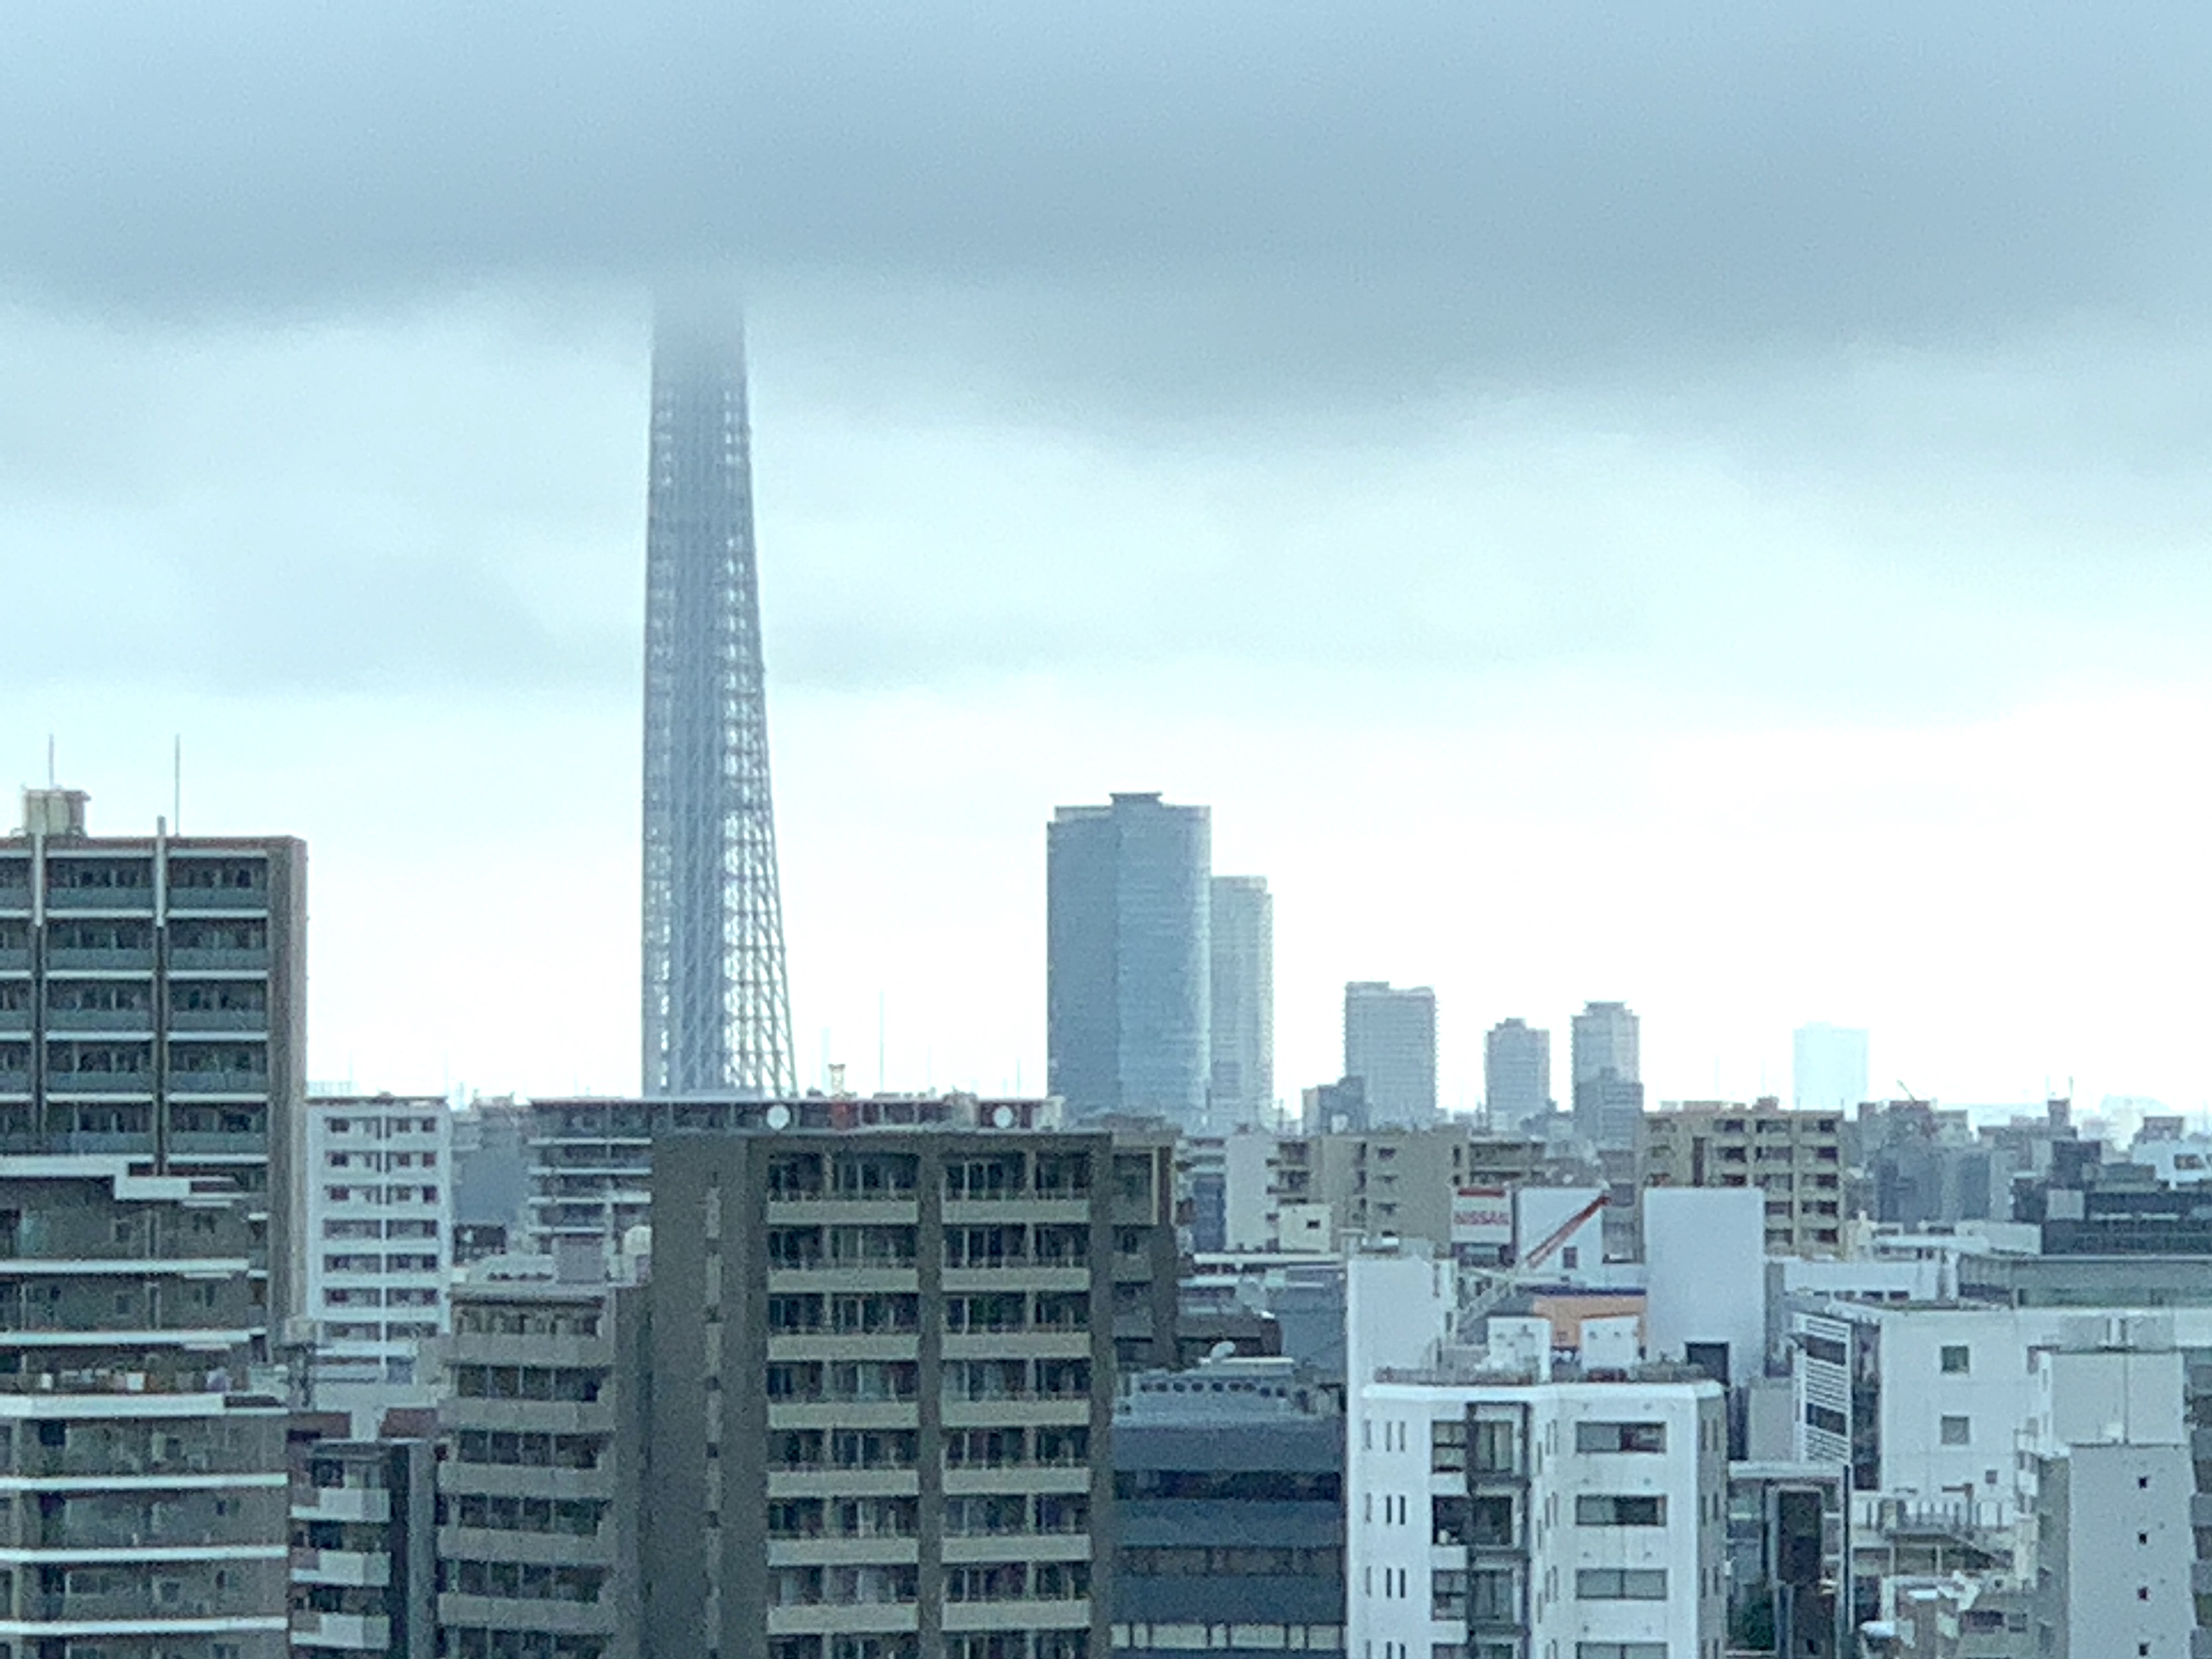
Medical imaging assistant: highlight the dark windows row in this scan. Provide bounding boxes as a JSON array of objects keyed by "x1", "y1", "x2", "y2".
[{"x1": 1122, "y1": 1547, "x2": 1341, "y2": 1578}]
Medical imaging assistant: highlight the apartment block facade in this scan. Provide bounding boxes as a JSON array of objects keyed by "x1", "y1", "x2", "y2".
[
  {"x1": 0, "y1": 1160, "x2": 290, "y2": 1659},
  {"x1": 287, "y1": 1417, "x2": 437, "y2": 1659},
  {"x1": 1638, "y1": 1101, "x2": 1845, "y2": 1257},
  {"x1": 641, "y1": 1128, "x2": 1181, "y2": 1659},
  {"x1": 304, "y1": 1095, "x2": 453, "y2": 1410},
  {"x1": 431, "y1": 1278, "x2": 645, "y2": 1659},
  {"x1": 1348, "y1": 1366, "x2": 1728, "y2": 1659},
  {"x1": 1, "y1": 788, "x2": 308, "y2": 1323}
]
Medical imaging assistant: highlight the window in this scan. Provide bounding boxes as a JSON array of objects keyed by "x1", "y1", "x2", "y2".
[
  {"x1": 1577, "y1": 1647, "x2": 1668, "y2": 1659},
  {"x1": 1576, "y1": 1494, "x2": 1665, "y2": 1526},
  {"x1": 1940, "y1": 1415, "x2": 1971, "y2": 1446},
  {"x1": 1576, "y1": 1569, "x2": 1667, "y2": 1600},
  {"x1": 1576, "y1": 1420, "x2": 1666, "y2": 1453},
  {"x1": 1939, "y1": 1344, "x2": 1970, "y2": 1374}
]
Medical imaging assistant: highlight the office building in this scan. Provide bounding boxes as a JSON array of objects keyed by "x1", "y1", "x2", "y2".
[
  {"x1": 1638, "y1": 1099, "x2": 1847, "y2": 1257},
  {"x1": 0, "y1": 1159, "x2": 289, "y2": 1658},
  {"x1": 1, "y1": 786, "x2": 308, "y2": 1323},
  {"x1": 1207, "y1": 876, "x2": 1273, "y2": 1127},
  {"x1": 641, "y1": 291, "x2": 795, "y2": 1097},
  {"x1": 1570, "y1": 1001, "x2": 1641, "y2": 1149},
  {"x1": 432, "y1": 1274, "x2": 646, "y2": 1659},
  {"x1": 639, "y1": 1126, "x2": 1180, "y2": 1658},
  {"x1": 287, "y1": 1417, "x2": 437, "y2": 1659},
  {"x1": 1047, "y1": 793, "x2": 1212, "y2": 1128},
  {"x1": 1482, "y1": 1018, "x2": 1550, "y2": 1131},
  {"x1": 1113, "y1": 1355, "x2": 1345, "y2": 1659},
  {"x1": 1792, "y1": 1024, "x2": 1869, "y2": 1114},
  {"x1": 303, "y1": 1094, "x2": 454, "y2": 1417},
  {"x1": 1342, "y1": 983, "x2": 1436, "y2": 1128}
]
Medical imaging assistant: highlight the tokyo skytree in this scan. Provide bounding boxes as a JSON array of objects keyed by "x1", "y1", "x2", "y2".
[{"x1": 640, "y1": 290, "x2": 795, "y2": 1097}]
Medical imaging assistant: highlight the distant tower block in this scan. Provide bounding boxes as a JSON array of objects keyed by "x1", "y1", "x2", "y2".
[{"x1": 641, "y1": 289, "x2": 795, "y2": 1097}]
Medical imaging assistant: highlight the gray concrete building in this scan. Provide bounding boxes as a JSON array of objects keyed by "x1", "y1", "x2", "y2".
[
  {"x1": 640, "y1": 1127, "x2": 1180, "y2": 1659},
  {"x1": 1341, "y1": 983, "x2": 1436, "y2": 1128},
  {"x1": 1, "y1": 786, "x2": 309, "y2": 1324},
  {"x1": 0, "y1": 1159, "x2": 290, "y2": 1659},
  {"x1": 431, "y1": 1276, "x2": 645, "y2": 1659},
  {"x1": 522, "y1": 1093, "x2": 1062, "y2": 1256},
  {"x1": 1111, "y1": 1355, "x2": 1344, "y2": 1659},
  {"x1": 287, "y1": 1416, "x2": 437, "y2": 1659},
  {"x1": 1206, "y1": 876, "x2": 1273, "y2": 1128},
  {"x1": 1047, "y1": 794, "x2": 1212, "y2": 1129},
  {"x1": 1482, "y1": 1018, "x2": 1550, "y2": 1131}
]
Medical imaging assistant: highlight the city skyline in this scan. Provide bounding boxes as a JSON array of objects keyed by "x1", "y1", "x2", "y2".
[{"x1": 12, "y1": 9, "x2": 2212, "y2": 1121}]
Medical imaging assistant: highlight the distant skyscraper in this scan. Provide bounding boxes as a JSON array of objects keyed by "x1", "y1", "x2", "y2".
[
  {"x1": 1047, "y1": 793, "x2": 1212, "y2": 1126},
  {"x1": 1485, "y1": 1017, "x2": 1551, "y2": 1129},
  {"x1": 1210, "y1": 875, "x2": 1274, "y2": 1125},
  {"x1": 1794, "y1": 1022, "x2": 1870, "y2": 1112},
  {"x1": 1344, "y1": 981, "x2": 1438, "y2": 1126},
  {"x1": 640, "y1": 290, "x2": 795, "y2": 1098},
  {"x1": 1571, "y1": 999, "x2": 1643, "y2": 1146}
]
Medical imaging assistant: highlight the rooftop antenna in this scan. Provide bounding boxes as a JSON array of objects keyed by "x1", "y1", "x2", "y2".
[
  {"x1": 45, "y1": 735, "x2": 55, "y2": 788},
  {"x1": 172, "y1": 735, "x2": 182, "y2": 834}
]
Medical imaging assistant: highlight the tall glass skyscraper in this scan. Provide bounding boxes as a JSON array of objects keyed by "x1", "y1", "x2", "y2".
[
  {"x1": 1209, "y1": 875, "x2": 1274, "y2": 1126},
  {"x1": 1047, "y1": 793, "x2": 1212, "y2": 1127}
]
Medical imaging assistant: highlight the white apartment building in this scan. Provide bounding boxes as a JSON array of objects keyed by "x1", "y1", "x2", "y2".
[
  {"x1": 1792, "y1": 1300, "x2": 2212, "y2": 1522},
  {"x1": 1347, "y1": 1257, "x2": 1727, "y2": 1659},
  {"x1": 304, "y1": 1095, "x2": 453, "y2": 1417}
]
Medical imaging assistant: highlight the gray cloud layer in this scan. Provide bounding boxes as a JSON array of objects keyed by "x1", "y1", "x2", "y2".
[{"x1": 8, "y1": 4, "x2": 2209, "y2": 369}]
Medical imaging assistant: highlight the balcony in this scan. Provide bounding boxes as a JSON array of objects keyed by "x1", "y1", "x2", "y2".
[
  {"x1": 41, "y1": 1006, "x2": 155, "y2": 1032},
  {"x1": 45, "y1": 1072, "x2": 154, "y2": 1097},
  {"x1": 165, "y1": 1008, "x2": 268, "y2": 1032},
  {"x1": 0, "y1": 1129, "x2": 157, "y2": 1156},
  {"x1": 46, "y1": 889, "x2": 156, "y2": 914},
  {"x1": 168, "y1": 948, "x2": 269, "y2": 973},
  {"x1": 293, "y1": 1611, "x2": 392, "y2": 1649},
  {"x1": 165, "y1": 887, "x2": 269, "y2": 913},
  {"x1": 47, "y1": 947, "x2": 157, "y2": 973},
  {"x1": 167, "y1": 1072, "x2": 271, "y2": 1098},
  {"x1": 168, "y1": 1130, "x2": 266, "y2": 1157}
]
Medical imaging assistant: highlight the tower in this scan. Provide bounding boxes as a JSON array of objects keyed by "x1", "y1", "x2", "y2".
[
  {"x1": 1047, "y1": 792, "x2": 1211, "y2": 1127},
  {"x1": 641, "y1": 291, "x2": 795, "y2": 1097},
  {"x1": 1342, "y1": 980, "x2": 1438, "y2": 1126}
]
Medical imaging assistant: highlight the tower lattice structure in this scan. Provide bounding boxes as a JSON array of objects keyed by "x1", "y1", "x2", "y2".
[{"x1": 641, "y1": 292, "x2": 795, "y2": 1097}]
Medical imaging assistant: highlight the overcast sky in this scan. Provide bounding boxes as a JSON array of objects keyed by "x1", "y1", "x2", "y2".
[{"x1": 7, "y1": 3, "x2": 2212, "y2": 1120}]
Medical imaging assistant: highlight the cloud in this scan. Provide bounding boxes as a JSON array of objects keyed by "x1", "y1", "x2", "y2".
[{"x1": 5, "y1": 3, "x2": 2209, "y2": 385}]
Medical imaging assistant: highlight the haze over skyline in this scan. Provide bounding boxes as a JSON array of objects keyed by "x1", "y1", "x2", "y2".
[{"x1": 7, "y1": 4, "x2": 2212, "y2": 1113}]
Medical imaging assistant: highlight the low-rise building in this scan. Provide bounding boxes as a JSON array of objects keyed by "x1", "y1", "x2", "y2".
[{"x1": 1112, "y1": 1355, "x2": 1344, "y2": 1659}]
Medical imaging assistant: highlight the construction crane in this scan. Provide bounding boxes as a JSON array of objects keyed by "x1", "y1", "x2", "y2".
[{"x1": 1459, "y1": 1190, "x2": 1609, "y2": 1329}]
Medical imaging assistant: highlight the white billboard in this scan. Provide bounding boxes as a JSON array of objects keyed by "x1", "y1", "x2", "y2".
[{"x1": 1451, "y1": 1186, "x2": 1514, "y2": 1248}]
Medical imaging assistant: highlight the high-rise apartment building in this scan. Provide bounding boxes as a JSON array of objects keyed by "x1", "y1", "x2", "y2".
[
  {"x1": 1571, "y1": 1001, "x2": 1643, "y2": 1148},
  {"x1": 303, "y1": 1094, "x2": 454, "y2": 1414},
  {"x1": 1342, "y1": 982, "x2": 1437, "y2": 1128},
  {"x1": 641, "y1": 292, "x2": 795, "y2": 1097},
  {"x1": 639, "y1": 1127, "x2": 1180, "y2": 1659},
  {"x1": 1792, "y1": 1023, "x2": 1869, "y2": 1113},
  {"x1": 1, "y1": 787, "x2": 308, "y2": 1322},
  {"x1": 1047, "y1": 793, "x2": 1211, "y2": 1127},
  {"x1": 432, "y1": 1275, "x2": 646, "y2": 1659},
  {"x1": 520, "y1": 1093, "x2": 1062, "y2": 1255},
  {"x1": 1207, "y1": 875, "x2": 1273, "y2": 1126},
  {"x1": 1483, "y1": 1018, "x2": 1551, "y2": 1130},
  {"x1": 0, "y1": 1160, "x2": 290, "y2": 1659},
  {"x1": 287, "y1": 1417, "x2": 438, "y2": 1659}
]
